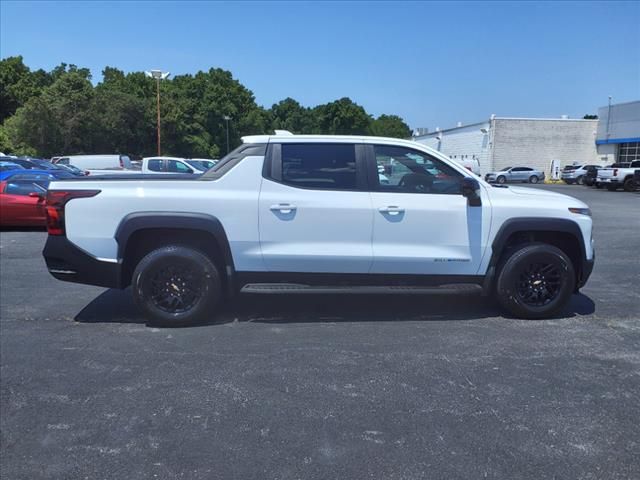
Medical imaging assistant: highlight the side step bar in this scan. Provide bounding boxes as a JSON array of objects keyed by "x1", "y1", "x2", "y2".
[{"x1": 241, "y1": 283, "x2": 482, "y2": 295}]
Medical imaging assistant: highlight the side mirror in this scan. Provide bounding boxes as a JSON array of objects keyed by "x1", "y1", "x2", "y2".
[
  {"x1": 461, "y1": 177, "x2": 482, "y2": 207},
  {"x1": 28, "y1": 191, "x2": 45, "y2": 200}
]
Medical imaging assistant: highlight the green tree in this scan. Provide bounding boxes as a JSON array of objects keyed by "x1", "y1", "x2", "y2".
[
  {"x1": 270, "y1": 98, "x2": 314, "y2": 133},
  {"x1": 312, "y1": 97, "x2": 372, "y2": 135},
  {"x1": 6, "y1": 72, "x2": 95, "y2": 157},
  {"x1": 0, "y1": 56, "x2": 53, "y2": 123},
  {"x1": 368, "y1": 114, "x2": 411, "y2": 138}
]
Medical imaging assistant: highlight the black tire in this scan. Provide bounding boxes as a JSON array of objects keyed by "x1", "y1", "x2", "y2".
[
  {"x1": 576, "y1": 175, "x2": 584, "y2": 185},
  {"x1": 563, "y1": 180, "x2": 573, "y2": 185},
  {"x1": 623, "y1": 177, "x2": 635, "y2": 192},
  {"x1": 495, "y1": 243, "x2": 575, "y2": 319},
  {"x1": 529, "y1": 175, "x2": 539, "y2": 184},
  {"x1": 606, "y1": 185, "x2": 617, "y2": 192},
  {"x1": 497, "y1": 176, "x2": 506, "y2": 184},
  {"x1": 596, "y1": 183, "x2": 603, "y2": 189},
  {"x1": 132, "y1": 245, "x2": 222, "y2": 327}
]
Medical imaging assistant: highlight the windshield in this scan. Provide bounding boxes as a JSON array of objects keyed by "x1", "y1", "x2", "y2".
[
  {"x1": 186, "y1": 160, "x2": 216, "y2": 171},
  {"x1": 563, "y1": 165, "x2": 580, "y2": 171},
  {"x1": 32, "y1": 159, "x2": 62, "y2": 170},
  {"x1": 500, "y1": 167, "x2": 511, "y2": 171}
]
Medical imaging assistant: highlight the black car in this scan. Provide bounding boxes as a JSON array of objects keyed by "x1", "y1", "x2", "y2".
[{"x1": 583, "y1": 165, "x2": 601, "y2": 187}]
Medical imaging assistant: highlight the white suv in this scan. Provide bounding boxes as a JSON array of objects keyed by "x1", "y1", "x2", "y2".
[{"x1": 43, "y1": 133, "x2": 594, "y2": 325}]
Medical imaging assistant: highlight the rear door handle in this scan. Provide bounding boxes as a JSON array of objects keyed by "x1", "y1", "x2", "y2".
[
  {"x1": 378, "y1": 206, "x2": 404, "y2": 215},
  {"x1": 270, "y1": 203, "x2": 297, "y2": 214}
]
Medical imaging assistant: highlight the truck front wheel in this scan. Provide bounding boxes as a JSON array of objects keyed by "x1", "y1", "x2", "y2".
[
  {"x1": 495, "y1": 243, "x2": 575, "y2": 319},
  {"x1": 132, "y1": 245, "x2": 222, "y2": 326}
]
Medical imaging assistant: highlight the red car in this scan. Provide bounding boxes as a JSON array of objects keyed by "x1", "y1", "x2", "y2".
[{"x1": 0, "y1": 177, "x2": 48, "y2": 227}]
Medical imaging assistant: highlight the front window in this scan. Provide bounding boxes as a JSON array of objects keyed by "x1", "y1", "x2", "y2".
[
  {"x1": 374, "y1": 145, "x2": 463, "y2": 194},
  {"x1": 167, "y1": 160, "x2": 192, "y2": 173},
  {"x1": 186, "y1": 160, "x2": 215, "y2": 171},
  {"x1": 4, "y1": 180, "x2": 48, "y2": 195}
]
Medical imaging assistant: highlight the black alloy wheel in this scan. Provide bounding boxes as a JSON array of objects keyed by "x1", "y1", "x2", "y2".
[
  {"x1": 495, "y1": 243, "x2": 575, "y2": 319},
  {"x1": 132, "y1": 245, "x2": 222, "y2": 326},
  {"x1": 515, "y1": 262, "x2": 562, "y2": 307}
]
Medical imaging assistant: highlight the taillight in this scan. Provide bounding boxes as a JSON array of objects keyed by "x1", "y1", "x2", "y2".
[
  {"x1": 46, "y1": 190, "x2": 101, "y2": 236},
  {"x1": 119, "y1": 156, "x2": 124, "y2": 168}
]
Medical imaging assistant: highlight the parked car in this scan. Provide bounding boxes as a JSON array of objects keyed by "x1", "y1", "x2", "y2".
[
  {"x1": 485, "y1": 166, "x2": 545, "y2": 184},
  {"x1": 634, "y1": 169, "x2": 640, "y2": 188},
  {"x1": 57, "y1": 164, "x2": 89, "y2": 176},
  {"x1": 561, "y1": 165, "x2": 601, "y2": 185},
  {"x1": 53, "y1": 154, "x2": 133, "y2": 171},
  {"x1": 0, "y1": 173, "x2": 56, "y2": 227},
  {"x1": 0, "y1": 161, "x2": 26, "y2": 172},
  {"x1": 5, "y1": 157, "x2": 85, "y2": 176},
  {"x1": 43, "y1": 132, "x2": 594, "y2": 325},
  {"x1": 0, "y1": 169, "x2": 77, "y2": 182},
  {"x1": 141, "y1": 156, "x2": 206, "y2": 174},
  {"x1": 597, "y1": 160, "x2": 640, "y2": 191}
]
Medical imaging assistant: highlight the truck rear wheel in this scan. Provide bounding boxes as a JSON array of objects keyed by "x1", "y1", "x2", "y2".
[
  {"x1": 495, "y1": 243, "x2": 575, "y2": 319},
  {"x1": 623, "y1": 177, "x2": 635, "y2": 192},
  {"x1": 132, "y1": 245, "x2": 222, "y2": 326}
]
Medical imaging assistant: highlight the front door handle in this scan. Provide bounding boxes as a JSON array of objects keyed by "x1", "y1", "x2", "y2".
[
  {"x1": 270, "y1": 203, "x2": 297, "y2": 214},
  {"x1": 378, "y1": 206, "x2": 404, "y2": 215}
]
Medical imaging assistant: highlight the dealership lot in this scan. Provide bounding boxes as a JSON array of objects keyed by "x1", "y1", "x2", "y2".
[{"x1": 1, "y1": 184, "x2": 639, "y2": 479}]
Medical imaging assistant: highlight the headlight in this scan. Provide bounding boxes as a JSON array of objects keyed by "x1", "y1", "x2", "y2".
[{"x1": 568, "y1": 207, "x2": 591, "y2": 216}]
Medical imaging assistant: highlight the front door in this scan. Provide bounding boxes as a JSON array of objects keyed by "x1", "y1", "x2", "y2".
[
  {"x1": 259, "y1": 142, "x2": 373, "y2": 273},
  {"x1": 368, "y1": 144, "x2": 490, "y2": 276}
]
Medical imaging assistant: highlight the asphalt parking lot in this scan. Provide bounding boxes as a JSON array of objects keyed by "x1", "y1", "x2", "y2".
[{"x1": 1, "y1": 184, "x2": 639, "y2": 479}]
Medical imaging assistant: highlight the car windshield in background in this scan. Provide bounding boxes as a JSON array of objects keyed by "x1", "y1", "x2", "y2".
[
  {"x1": 30, "y1": 159, "x2": 62, "y2": 170},
  {"x1": 500, "y1": 167, "x2": 511, "y2": 171},
  {"x1": 186, "y1": 160, "x2": 215, "y2": 171},
  {"x1": 0, "y1": 162, "x2": 25, "y2": 172},
  {"x1": 563, "y1": 166, "x2": 580, "y2": 171}
]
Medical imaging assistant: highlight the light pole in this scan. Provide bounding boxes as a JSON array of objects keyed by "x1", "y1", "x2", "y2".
[
  {"x1": 223, "y1": 115, "x2": 232, "y2": 154},
  {"x1": 145, "y1": 70, "x2": 170, "y2": 155}
]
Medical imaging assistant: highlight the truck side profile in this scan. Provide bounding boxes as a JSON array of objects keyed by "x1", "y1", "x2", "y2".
[{"x1": 43, "y1": 133, "x2": 594, "y2": 325}]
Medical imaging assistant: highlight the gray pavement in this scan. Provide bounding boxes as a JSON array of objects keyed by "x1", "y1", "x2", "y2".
[{"x1": 1, "y1": 184, "x2": 639, "y2": 479}]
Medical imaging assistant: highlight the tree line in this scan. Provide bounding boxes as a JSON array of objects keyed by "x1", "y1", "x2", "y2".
[{"x1": 0, "y1": 56, "x2": 411, "y2": 159}]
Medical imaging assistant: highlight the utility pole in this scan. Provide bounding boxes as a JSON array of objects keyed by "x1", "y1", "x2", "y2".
[
  {"x1": 223, "y1": 115, "x2": 232, "y2": 154},
  {"x1": 145, "y1": 70, "x2": 170, "y2": 156}
]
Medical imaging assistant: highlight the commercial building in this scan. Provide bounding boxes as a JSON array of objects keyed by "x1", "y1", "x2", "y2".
[
  {"x1": 412, "y1": 116, "x2": 600, "y2": 176},
  {"x1": 595, "y1": 100, "x2": 640, "y2": 164}
]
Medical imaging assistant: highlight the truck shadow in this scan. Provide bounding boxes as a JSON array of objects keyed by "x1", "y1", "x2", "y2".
[{"x1": 74, "y1": 288, "x2": 596, "y2": 326}]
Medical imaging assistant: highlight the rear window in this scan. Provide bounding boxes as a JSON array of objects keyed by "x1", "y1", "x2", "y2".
[
  {"x1": 147, "y1": 159, "x2": 163, "y2": 172},
  {"x1": 280, "y1": 143, "x2": 357, "y2": 190}
]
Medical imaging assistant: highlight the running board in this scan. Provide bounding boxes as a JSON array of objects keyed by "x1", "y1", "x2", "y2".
[{"x1": 240, "y1": 283, "x2": 482, "y2": 295}]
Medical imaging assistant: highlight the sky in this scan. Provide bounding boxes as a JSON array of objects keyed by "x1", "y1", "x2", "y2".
[{"x1": 1, "y1": 0, "x2": 639, "y2": 130}]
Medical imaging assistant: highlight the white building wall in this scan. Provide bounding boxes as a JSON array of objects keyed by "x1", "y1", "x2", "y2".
[
  {"x1": 490, "y1": 118, "x2": 600, "y2": 174},
  {"x1": 413, "y1": 122, "x2": 492, "y2": 174},
  {"x1": 596, "y1": 144, "x2": 616, "y2": 164}
]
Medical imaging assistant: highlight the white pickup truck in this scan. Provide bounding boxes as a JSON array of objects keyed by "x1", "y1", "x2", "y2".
[
  {"x1": 597, "y1": 160, "x2": 640, "y2": 191},
  {"x1": 43, "y1": 133, "x2": 595, "y2": 325}
]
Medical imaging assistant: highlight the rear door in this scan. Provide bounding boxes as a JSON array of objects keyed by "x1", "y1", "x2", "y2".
[
  {"x1": 259, "y1": 142, "x2": 374, "y2": 273},
  {"x1": 367, "y1": 144, "x2": 490, "y2": 275}
]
